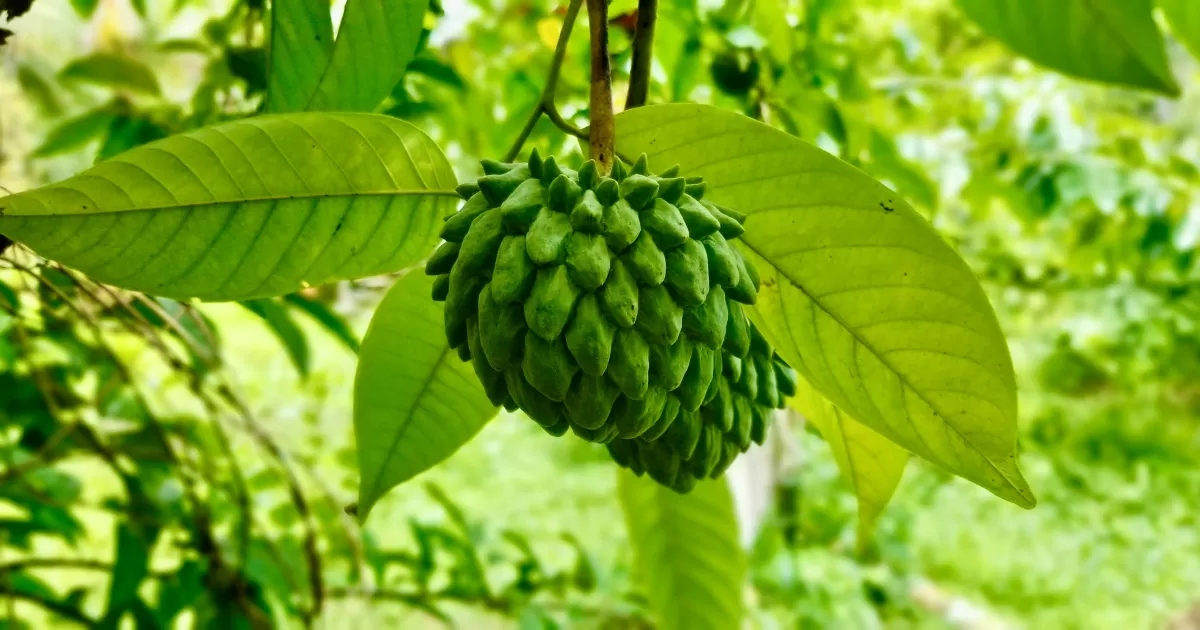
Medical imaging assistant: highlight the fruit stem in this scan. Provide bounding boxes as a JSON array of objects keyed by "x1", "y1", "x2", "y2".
[
  {"x1": 625, "y1": 0, "x2": 658, "y2": 109},
  {"x1": 503, "y1": 0, "x2": 589, "y2": 162},
  {"x1": 586, "y1": 0, "x2": 615, "y2": 175}
]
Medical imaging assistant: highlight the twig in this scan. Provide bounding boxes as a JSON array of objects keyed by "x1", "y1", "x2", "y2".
[
  {"x1": 0, "y1": 422, "x2": 77, "y2": 484},
  {"x1": 0, "y1": 585, "x2": 95, "y2": 628},
  {"x1": 503, "y1": 0, "x2": 588, "y2": 162},
  {"x1": 0, "y1": 558, "x2": 173, "y2": 578},
  {"x1": 216, "y1": 384, "x2": 325, "y2": 625},
  {"x1": 625, "y1": 0, "x2": 658, "y2": 109},
  {"x1": 586, "y1": 0, "x2": 615, "y2": 174}
]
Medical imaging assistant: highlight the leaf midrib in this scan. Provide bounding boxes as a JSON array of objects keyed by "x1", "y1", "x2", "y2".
[
  {"x1": 0, "y1": 189, "x2": 461, "y2": 218},
  {"x1": 739, "y1": 238, "x2": 1031, "y2": 505},
  {"x1": 365, "y1": 345, "x2": 454, "y2": 502}
]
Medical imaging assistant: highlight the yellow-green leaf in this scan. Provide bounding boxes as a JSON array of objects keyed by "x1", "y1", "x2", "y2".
[
  {"x1": 305, "y1": 0, "x2": 427, "y2": 112},
  {"x1": 0, "y1": 113, "x2": 457, "y2": 302},
  {"x1": 354, "y1": 272, "x2": 498, "y2": 522},
  {"x1": 790, "y1": 377, "x2": 908, "y2": 548},
  {"x1": 617, "y1": 471, "x2": 744, "y2": 630},
  {"x1": 59, "y1": 52, "x2": 161, "y2": 95},
  {"x1": 1160, "y1": 0, "x2": 1200, "y2": 61},
  {"x1": 957, "y1": 0, "x2": 1178, "y2": 96},
  {"x1": 615, "y1": 104, "x2": 1035, "y2": 509},
  {"x1": 266, "y1": 0, "x2": 334, "y2": 113}
]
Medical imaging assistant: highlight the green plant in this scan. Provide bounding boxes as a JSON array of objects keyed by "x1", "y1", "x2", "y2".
[{"x1": 5, "y1": 0, "x2": 1199, "y2": 627}]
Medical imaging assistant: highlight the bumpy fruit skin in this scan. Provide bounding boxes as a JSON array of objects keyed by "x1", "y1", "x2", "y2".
[{"x1": 430, "y1": 151, "x2": 792, "y2": 493}]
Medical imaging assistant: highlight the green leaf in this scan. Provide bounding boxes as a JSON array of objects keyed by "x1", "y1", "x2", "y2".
[
  {"x1": 31, "y1": 108, "x2": 115, "y2": 158},
  {"x1": 614, "y1": 104, "x2": 1036, "y2": 509},
  {"x1": 266, "y1": 0, "x2": 333, "y2": 113},
  {"x1": 69, "y1": 0, "x2": 100, "y2": 18},
  {"x1": 617, "y1": 471, "x2": 744, "y2": 630},
  {"x1": 354, "y1": 272, "x2": 497, "y2": 522},
  {"x1": 957, "y1": 0, "x2": 1178, "y2": 96},
  {"x1": 96, "y1": 115, "x2": 170, "y2": 161},
  {"x1": 305, "y1": 0, "x2": 427, "y2": 112},
  {"x1": 103, "y1": 523, "x2": 152, "y2": 620},
  {"x1": 60, "y1": 53, "x2": 162, "y2": 95},
  {"x1": 283, "y1": 293, "x2": 360, "y2": 353},
  {"x1": 242, "y1": 298, "x2": 311, "y2": 377},
  {"x1": 17, "y1": 64, "x2": 63, "y2": 117},
  {"x1": 0, "y1": 113, "x2": 458, "y2": 302},
  {"x1": 1160, "y1": 0, "x2": 1200, "y2": 61},
  {"x1": 790, "y1": 377, "x2": 908, "y2": 549},
  {"x1": 753, "y1": 0, "x2": 792, "y2": 64},
  {"x1": 226, "y1": 47, "x2": 269, "y2": 96},
  {"x1": 407, "y1": 55, "x2": 467, "y2": 91}
]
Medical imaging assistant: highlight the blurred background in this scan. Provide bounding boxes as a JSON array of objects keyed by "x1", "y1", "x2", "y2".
[{"x1": 2, "y1": 0, "x2": 1200, "y2": 628}]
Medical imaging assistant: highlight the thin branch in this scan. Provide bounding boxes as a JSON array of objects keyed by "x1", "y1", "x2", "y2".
[
  {"x1": 216, "y1": 384, "x2": 324, "y2": 624},
  {"x1": 625, "y1": 0, "x2": 658, "y2": 108},
  {"x1": 586, "y1": 0, "x2": 615, "y2": 173},
  {"x1": 0, "y1": 558, "x2": 172, "y2": 578},
  {"x1": 0, "y1": 585, "x2": 96, "y2": 628},
  {"x1": 504, "y1": 0, "x2": 587, "y2": 162},
  {"x1": 0, "y1": 422, "x2": 77, "y2": 484}
]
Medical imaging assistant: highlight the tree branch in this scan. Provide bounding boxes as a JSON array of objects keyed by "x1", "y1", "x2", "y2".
[
  {"x1": 586, "y1": 0, "x2": 615, "y2": 174},
  {"x1": 504, "y1": 0, "x2": 587, "y2": 162},
  {"x1": 625, "y1": 0, "x2": 658, "y2": 108}
]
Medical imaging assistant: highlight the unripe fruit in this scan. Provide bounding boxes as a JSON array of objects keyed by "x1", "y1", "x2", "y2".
[{"x1": 431, "y1": 151, "x2": 790, "y2": 492}]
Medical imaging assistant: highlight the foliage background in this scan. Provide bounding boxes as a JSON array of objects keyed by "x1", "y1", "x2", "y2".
[{"x1": 2, "y1": 0, "x2": 1200, "y2": 628}]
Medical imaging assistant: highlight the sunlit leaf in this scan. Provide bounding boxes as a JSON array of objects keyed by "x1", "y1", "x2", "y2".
[
  {"x1": 617, "y1": 471, "x2": 744, "y2": 630},
  {"x1": 790, "y1": 377, "x2": 909, "y2": 548},
  {"x1": 266, "y1": 0, "x2": 334, "y2": 113},
  {"x1": 0, "y1": 113, "x2": 457, "y2": 302},
  {"x1": 1160, "y1": 0, "x2": 1200, "y2": 61},
  {"x1": 306, "y1": 0, "x2": 427, "y2": 112},
  {"x1": 753, "y1": 0, "x2": 792, "y2": 63},
  {"x1": 615, "y1": 104, "x2": 1035, "y2": 509},
  {"x1": 354, "y1": 272, "x2": 498, "y2": 522},
  {"x1": 59, "y1": 53, "x2": 161, "y2": 95},
  {"x1": 957, "y1": 0, "x2": 1178, "y2": 96}
]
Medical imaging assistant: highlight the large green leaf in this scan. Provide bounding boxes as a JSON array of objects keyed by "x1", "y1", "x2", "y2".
[
  {"x1": 0, "y1": 113, "x2": 457, "y2": 302},
  {"x1": 266, "y1": 0, "x2": 334, "y2": 113},
  {"x1": 354, "y1": 272, "x2": 498, "y2": 522},
  {"x1": 305, "y1": 0, "x2": 427, "y2": 112},
  {"x1": 615, "y1": 104, "x2": 1035, "y2": 509},
  {"x1": 617, "y1": 471, "x2": 744, "y2": 630},
  {"x1": 957, "y1": 0, "x2": 1178, "y2": 96},
  {"x1": 790, "y1": 377, "x2": 908, "y2": 548},
  {"x1": 1160, "y1": 0, "x2": 1200, "y2": 61}
]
